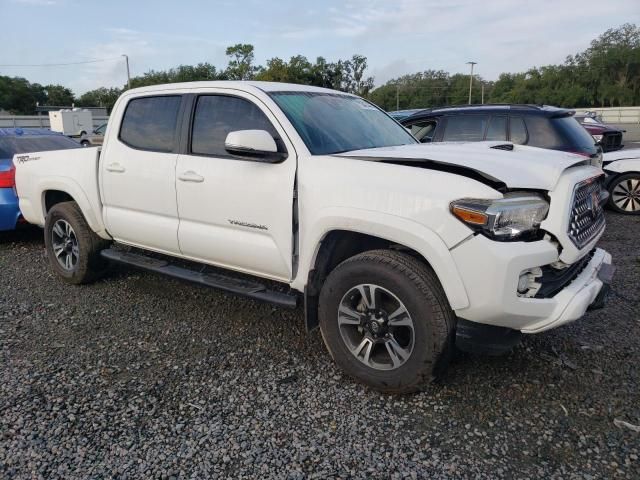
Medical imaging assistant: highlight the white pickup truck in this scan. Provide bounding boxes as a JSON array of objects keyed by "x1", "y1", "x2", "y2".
[{"x1": 14, "y1": 82, "x2": 614, "y2": 393}]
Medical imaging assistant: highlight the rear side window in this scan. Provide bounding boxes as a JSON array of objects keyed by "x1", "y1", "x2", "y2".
[
  {"x1": 485, "y1": 116, "x2": 507, "y2": 141},
  {"x1": 191, "y1": 95, "x2": 279, "y2": 157},
  {"x1": 510, "y1": 117, "x2": 528, "y2": 144},
  {"x1": 442, "y1": 115, "x2": 489, "y2": 142},
  {"x1": 119, "y1": 96, "x2": 182, "y2": 152}
]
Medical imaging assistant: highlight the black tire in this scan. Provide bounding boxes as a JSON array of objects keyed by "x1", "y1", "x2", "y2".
[
  {"x1": 607, "y1": 173, "x2": 640, "y2": 214},
  {"x1": 318, "y1": 249, "x2": 456, "y2": 394},
  {"x1": 44, "y1": 201, "x2": 109, "y2": 284},
  {"x1": 80, "y1": 140, "x2": 90, "y2": 147}
]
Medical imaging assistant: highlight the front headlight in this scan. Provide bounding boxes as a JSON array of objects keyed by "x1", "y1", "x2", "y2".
[
  {"x1": 450, "y1": 193, "x2": 550, "y2": 241},
  {"x1": 592, "y1": 134, "x2": 603, "y2": 143}
]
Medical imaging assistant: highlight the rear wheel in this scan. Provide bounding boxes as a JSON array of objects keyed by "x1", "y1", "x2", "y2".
[
  {"x1": 608, "y1": 173, "x2": 640, "y2": 214},
  {"x1": 319, "y1": 250, "x2": 455, "y2": 393},
  {"x1": 44, "y1": 201, "x2": 109, "y2": 284}
]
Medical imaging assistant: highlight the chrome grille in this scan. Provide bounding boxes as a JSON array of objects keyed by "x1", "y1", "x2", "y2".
[{"x1": 568, "y1": 177, "x2": 606, "y2": 249}]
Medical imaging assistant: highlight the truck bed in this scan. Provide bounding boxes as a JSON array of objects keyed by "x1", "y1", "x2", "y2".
[{"x1": 13, "y1": 146, "x2": 107, "y2": 237}]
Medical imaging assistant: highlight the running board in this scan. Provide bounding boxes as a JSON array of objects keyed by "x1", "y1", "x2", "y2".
[{"x1": 100, "y1": 249, "x2": 298, "y2": 309}]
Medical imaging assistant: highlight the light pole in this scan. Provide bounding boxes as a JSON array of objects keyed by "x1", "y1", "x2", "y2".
[
  {"x1": 466, "y1": 61, "x2": 477, "y2": 104},
  {"x1": 122, "y1": 54, "x2": 131, "y2": 89}
]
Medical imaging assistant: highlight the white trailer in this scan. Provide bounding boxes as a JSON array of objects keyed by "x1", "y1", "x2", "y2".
[{"x1": 48, "y1": 109, "x2": 93, "y2": 137}]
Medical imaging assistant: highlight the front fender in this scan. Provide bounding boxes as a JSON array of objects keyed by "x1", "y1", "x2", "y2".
[
  {"x1": 604, "y1": 158, "x2": 640, "y2": 175},
  {"x1": 294, "y1": 207, "x2": 470, "y2": 310}
]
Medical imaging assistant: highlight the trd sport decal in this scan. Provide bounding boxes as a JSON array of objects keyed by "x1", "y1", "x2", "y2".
[{"x1": 15, "y1": 155, "x2": 40, "y2": 164}]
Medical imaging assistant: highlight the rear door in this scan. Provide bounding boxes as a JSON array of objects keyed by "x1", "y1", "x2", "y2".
[
  {"x1": 175, "y1": 90, "x2": 297, "y2": 281},
  {"x1": 100, "y1": 94, "x2": 185, "y2": 254}
]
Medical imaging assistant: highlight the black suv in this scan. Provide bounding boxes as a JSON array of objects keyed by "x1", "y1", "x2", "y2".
[{"x1": 399, "y1": 105, "x2": 602, "y2": 164}]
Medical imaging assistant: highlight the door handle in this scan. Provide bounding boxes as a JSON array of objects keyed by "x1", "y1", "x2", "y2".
[
  {"x1": 178, "y1": 171, "x2": 204, "y2": 183},
  {"x1": 105, "y1": 163, "x2": 125, "y2": 173}
]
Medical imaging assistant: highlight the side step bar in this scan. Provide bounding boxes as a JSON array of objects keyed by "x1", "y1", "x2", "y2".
[{"x1": 100, "y1": 249, "x2": 298, "y2": 309}]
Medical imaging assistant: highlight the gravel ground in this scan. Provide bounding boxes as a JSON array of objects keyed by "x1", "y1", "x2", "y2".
[{"x1": 1, "y1": 213, "x2": 639, "y2": 479}]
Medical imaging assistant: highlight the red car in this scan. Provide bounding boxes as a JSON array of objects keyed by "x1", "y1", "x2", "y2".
[{"x1": 574, "y1": 113, "x2": 625, "y2": 152}]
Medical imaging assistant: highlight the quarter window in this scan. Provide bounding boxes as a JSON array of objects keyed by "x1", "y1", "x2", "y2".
[
  {"x1": 119, "y1": 96, "x2": 182, "y2": 152},
  {"x1": 485, "y1": 116, "x2": 507, "y2": 141},
  {"x1": 524, "y1": 116, "x2": 564, "y2": 148},
  {"x1": 442, "y1": 115, "x2": 489, "y2": 142},
  {"x1": 191, "y1": 95, "x2": 279, "y2": 157},
  {"x1": 510, "y1": 117, "x2": 528, "y2": 144}
]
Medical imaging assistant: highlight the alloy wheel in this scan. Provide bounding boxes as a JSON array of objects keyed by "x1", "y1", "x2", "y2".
[
  {"x1": 612, "y1": 177, "x2": 640, "y2": 212},
  {"x1": 338, "y1": 284, "x2": 415, "y2": 371},
  {"x1": 51, "y1": 219, "x2": 79, "y2": 271}
]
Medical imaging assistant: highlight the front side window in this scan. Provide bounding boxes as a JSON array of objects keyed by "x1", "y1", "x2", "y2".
[
  {"x1": 269, "y1": 92, "x2": 416, "y2": 155},
  {"x1": 191, "y1": 95, "x2": 279, "y2": 157},
  {"x1": 119, "y1": 96, "x2": 182, "y2": 152},
  {"x1": 409, "y1": 120, "x2": 438, "y2": 143},
  {"x1": 485, "y1": 116, "x2": 507, "y2": 141},
  {"x1": 442, "y1": 115, "x2": 489, "y2": 142}
]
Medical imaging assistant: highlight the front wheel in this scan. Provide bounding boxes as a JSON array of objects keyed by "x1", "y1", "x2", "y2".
[
  {"x1": 318, "y1": 250, "x2": 455, "y2": 393},
  {"x1": 44, "y1": 201, "x2": 109, "y2": 284},
  {"x1": 608, "y1": 173, "x2": 640, "y2": 214}
]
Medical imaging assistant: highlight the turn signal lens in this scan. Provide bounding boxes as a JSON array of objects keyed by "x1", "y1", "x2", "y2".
[{"x1": 451, "y1": 206, "x2": 488, "y2": 225}]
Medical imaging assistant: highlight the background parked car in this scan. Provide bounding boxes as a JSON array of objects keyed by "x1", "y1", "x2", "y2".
[
  {"x1": 574, "y1": 113, "x2": 625, "y2": 152},
  {"x1": 602, "y1": 148, "x2": 640, "y2": 214},
  {"x1": 399, "y1": 104, "x2": 602, "y2": 165},
  {"x1": 0, "y1": 128, "x2": 81, "y2": 231},
  {"x1": 80, "y1": 123, "x2": 107, "y2": 147},
  {"x1": 388, "y1": 109, "x2": 424, "y2": 121}
]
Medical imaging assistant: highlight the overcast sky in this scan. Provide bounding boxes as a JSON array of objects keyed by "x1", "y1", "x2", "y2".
[{"x1": 1, "y1": 0, "x2": 638, "y2": 94}]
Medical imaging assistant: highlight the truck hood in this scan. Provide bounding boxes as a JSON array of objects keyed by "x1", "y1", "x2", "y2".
[{"x1": 337, "y1": 142, "x2": 589, "y2": 190}]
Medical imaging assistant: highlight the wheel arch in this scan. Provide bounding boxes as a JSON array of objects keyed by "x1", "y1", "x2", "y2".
[
  {"x1": 300, "y1": 220, "x2": 470, "y2": 332},
  {"x1": 39, "y1": 180, "x2": 109, "y2": 239}
]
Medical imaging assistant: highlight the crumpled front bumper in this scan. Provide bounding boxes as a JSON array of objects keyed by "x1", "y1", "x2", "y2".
[{"x1": 450, "y1": 234, "x2": 614, "y2": 334}]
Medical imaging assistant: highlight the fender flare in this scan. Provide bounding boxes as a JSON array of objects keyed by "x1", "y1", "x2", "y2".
[
  {"x1": 37, "y1": 177, "x2": 109, "y2": 239},
  {"x1": 295, "y1": 207, "x2": 471, "y2": 312}
]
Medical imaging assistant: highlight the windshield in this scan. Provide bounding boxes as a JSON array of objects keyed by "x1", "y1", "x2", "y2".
[
  {"x1": 0, "y1": 135, "x2": 81, "y2": 158},
  {"x1": 269, "y1": 92, "x2": 416, "y2": 155}
]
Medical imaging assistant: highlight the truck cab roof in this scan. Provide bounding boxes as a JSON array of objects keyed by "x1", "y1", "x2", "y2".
[{"x1": 123, "y1": 80, "x2": 350, "y2": 96}]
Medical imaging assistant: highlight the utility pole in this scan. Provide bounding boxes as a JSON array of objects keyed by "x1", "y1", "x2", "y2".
[
  {"x1": 396, "y1": 84, "x2": 399, "y2": 111},
  {"x1": 122, "y1": 54, "x2": 131, "y2": 89},
  {"x1": 481, "y1": 83, "x2": 485, "y2": 104},
  {"x1": 466, "y1": 61, "x2": 477, "y2": 104}
]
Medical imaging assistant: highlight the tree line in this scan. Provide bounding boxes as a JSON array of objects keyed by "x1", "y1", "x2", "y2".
[
  {"x1": 0, "y1": 23, "x2": 637, "y2": 115},
  {"x1": 371, "y1": 23, "x2": 639, "y2": 110}
]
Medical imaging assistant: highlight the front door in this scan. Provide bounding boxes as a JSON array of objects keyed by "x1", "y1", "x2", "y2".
[
  {"x1": 175, "y1": 92, "x2": 297, "y2": 281},
  {"x1": 101, "y1": 94, "x2": 184, "y2": 254}
]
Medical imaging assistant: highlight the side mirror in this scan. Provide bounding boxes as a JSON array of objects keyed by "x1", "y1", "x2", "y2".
[{"x1": 224, "y1": 130, "x2": 287, "y2": 162}]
